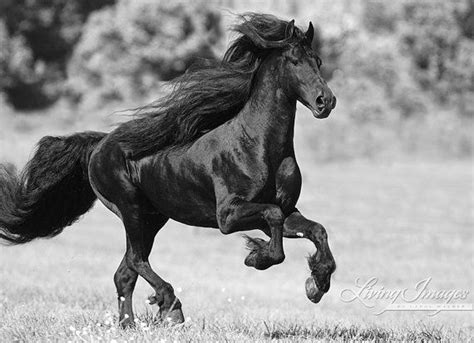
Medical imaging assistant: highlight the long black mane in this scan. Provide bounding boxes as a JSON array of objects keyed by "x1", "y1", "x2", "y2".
[{"x1": 116, "y1": 13, "x2": 306, "y2": 159}]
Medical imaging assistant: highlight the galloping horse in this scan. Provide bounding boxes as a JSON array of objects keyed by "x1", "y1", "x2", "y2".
[{"x1": 0, "y1": 14, "x2": 336, "y2": 327}]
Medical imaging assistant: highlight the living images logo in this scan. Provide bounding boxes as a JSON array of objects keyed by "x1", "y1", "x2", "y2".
[{"x1": 340, "y1": 277, "x2": 472, "y2": 316}]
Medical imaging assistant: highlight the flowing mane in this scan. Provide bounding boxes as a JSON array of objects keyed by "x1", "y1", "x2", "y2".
[{"x1": 116, "y1": 13, "x2": 306, "y2": 159}]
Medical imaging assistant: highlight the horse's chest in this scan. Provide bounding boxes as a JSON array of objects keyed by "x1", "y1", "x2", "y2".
[
  {"x1": 272, "y1": 156, "x2": 301, "y2": 214},
  {"x1": 213, "y1": 150, "x2": 301, "y2": 213}
]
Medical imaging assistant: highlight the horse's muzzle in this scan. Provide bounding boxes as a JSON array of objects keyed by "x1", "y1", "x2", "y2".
[
  {"x1": 312, "y1": 108, "x2": 332, "y2": 119},
  {"x1": 312, "y1": 95, "x2": 336, "y2": 119}
]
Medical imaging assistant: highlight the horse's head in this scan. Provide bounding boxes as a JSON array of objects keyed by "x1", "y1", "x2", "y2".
[
  {"x1": 223, "y1": 14, "x2": 335, "y2": 119},
  {"x1": 280, "y1": 21, "x2": 336, "y2": 119}
]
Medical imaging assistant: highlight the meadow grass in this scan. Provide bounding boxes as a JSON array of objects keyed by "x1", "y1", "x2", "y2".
[
  {"x1": 0, "y1": 158, "x2": 472, "y2": 342},
  {"x1": 0, "y1": 105, "x2": 472, "y2": 341}
]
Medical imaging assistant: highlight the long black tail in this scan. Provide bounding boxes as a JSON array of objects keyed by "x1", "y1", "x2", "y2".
[{"x1": 0, "y1": 131, "x2": 107, "y2": 244}]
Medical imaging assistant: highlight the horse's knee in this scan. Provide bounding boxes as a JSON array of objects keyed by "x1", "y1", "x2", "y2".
[
  {"x1": 114, "y1": 269, "x2": 134, "y2": 288},
  {"x1": 262, "y1": 206, "x2": 284, "y2": 226},
  {"x1": 216, "y1": 207, "x2": 236, "y2": 234},
  {"x1": 125, "y1": 252, "x2": 147, "y2": 272},
  {"x1": 218, "y1": 220, "x2": 232, "y2": 235},
  {"x1": 217, "y1": 203, "x2": 284, "y2": 234},
  {"x1": 219, "y1": 224, "x2": 233, "y2": 235}
]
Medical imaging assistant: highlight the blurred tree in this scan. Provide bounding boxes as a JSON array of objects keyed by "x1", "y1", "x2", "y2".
[
  {"x1": 362, "y1": 0, "x2": 398, "y2": 33},
  {"x1": 400, "y1": 0, "x2": 473, "y2": 115},
  {"x1": 456, "y1": 0, "x2": 474, "y2": 39},
  {"x1": 0, "y1": 0, "x2": 115, "y2": 110},
  {"x1": 67, "y1": 0, "x2": 222, "y2": 108},
  {"x1": 330, "y1": 32, "x2": 402, "y2": 123},
  {"x1": 308, "y1": 20, "x2": 345, "y2": 81}
]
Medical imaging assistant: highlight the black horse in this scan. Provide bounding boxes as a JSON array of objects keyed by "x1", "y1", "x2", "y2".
[{"x1": 0, "y1": 14, "x2": 336, "y2": 327}]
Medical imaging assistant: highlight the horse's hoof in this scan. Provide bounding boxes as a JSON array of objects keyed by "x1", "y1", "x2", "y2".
[
  {"x1": 244, "y1": 252, "x2": 274, "y2": 270},
  {"x1": 305, "y1": 277, "x2": 325, "y2": 303},
  {"x1": 119, "y1": 316, "x2": 134, "y2": 329},
  {"x1": 244, "y1": 251, "x2": 258, "y2": 268},
  {"x1": 160, "y1": 308, "x2": 185, "y2": 326},
  {"x1": 244, "y1": 236, "x2": 284, "y2": 270}
]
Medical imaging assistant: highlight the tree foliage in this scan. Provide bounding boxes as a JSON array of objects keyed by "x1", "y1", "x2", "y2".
[
  {"x1": 66, "y1": 0, "x2": 222, "y2": 107},
  {"x1": 401, "y1": 0, "x2": 473, "y2": 115},
  {"x1": 0, "y1": 0, "x2": 115, "y2": 110},
  {"x1": 362, "y1": 0, "x2": 398, "y2": 33}
]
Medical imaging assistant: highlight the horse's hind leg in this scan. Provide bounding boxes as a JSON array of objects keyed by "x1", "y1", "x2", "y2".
[
  {"x1": 114, "y1": 220, "x2": 165, "y2": 328},
  {"x1": 114, "y1": 251, "x2": 138, "y2": 328},
  {"x1": 116, "y1": 193, "x2": 184, "y2": 325},
  {"x1": 89, "y1": 144, "x2": 183, "y2": 325}
]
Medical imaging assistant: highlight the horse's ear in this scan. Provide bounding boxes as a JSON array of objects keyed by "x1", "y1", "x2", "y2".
[
  {"x1": 305, "y1": 22, "x2": 314, "y2": 43},
  {"x1": 286, "y1": 19, "x2": 295, "y2": 38}
]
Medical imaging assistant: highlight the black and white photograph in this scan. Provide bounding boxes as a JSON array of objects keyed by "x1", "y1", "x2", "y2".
[{"x1": 0, "y1": 0, "x2": 472, "y2": 341}]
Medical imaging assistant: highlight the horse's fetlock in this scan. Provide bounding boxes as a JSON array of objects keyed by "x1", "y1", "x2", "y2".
[
  {"x1": 162, "y1": 283, "x2": 174, "y2": 296},
  {"x1": 310, "y1": 223, "x2": 328, "y2": 241}
]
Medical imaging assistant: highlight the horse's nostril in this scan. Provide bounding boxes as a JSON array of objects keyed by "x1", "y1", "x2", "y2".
[{"x1": 316, "y1": 95, "x2": 325, "y2": 110}]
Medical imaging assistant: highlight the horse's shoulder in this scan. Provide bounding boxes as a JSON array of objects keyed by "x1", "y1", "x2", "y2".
[{"x1": 275, "y1": 156, "x2": 301, "y2": 213}]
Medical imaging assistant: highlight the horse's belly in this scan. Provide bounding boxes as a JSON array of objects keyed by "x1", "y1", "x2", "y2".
[
  {"x1": 137, "y1": 156, "x2": 219, "y2": 228},
  {"x1": 154, "y1": 192, "x2": 218, "y2": 228}
]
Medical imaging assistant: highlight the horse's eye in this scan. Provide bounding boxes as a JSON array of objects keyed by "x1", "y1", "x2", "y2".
[
  {"x1": 289, "y1": 57, "x2": 299, "y2": 65},
  {"x1": 316, "y1": 57, "x2": 322, "y2": 68}
]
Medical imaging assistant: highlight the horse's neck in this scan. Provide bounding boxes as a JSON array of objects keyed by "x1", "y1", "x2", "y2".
[{"x1": 237, "y1": 60, "x2": 297, "y2": 157}]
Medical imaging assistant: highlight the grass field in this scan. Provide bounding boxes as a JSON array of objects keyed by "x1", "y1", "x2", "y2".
[{"x1": 0, "y1": 156, "x2": 472, "y2": 341}]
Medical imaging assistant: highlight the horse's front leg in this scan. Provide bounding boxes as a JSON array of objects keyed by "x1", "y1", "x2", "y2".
[
  {"x1": 217, "y1": 198, "x2": 285, "y2": 270},
  {"x1": 283, "y1": 210, "x2": 336, "y2": 303}
]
